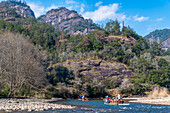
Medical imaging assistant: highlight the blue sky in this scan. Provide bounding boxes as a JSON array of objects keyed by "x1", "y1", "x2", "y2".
[{"x1": 2, "y1": 0, "x2": 170, "y2": 36}]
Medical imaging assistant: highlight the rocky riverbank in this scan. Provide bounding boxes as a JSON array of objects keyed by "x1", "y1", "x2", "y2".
[
  {"x1": 129, "y1": 96, "x2": 170, "y2": 105},
  {"x1": 0, "y1": 98, "x2": 76, "y2": 112}
]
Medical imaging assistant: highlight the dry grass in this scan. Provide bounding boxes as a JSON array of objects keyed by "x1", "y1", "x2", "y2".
[
  {"x1": 149, "y1": 87, "x2": 169, "y2": 99},
  {"x1": 155, "y1": 56, "x2": 170, "y2": 63},
  {"x1": 47, "y1": 57, "x2": 102, "y2": 69},
  {"x1": 159, "y1": 88, "x2": 169, "y2": 97},
  {"x1": 106, "y1": 88, "x2": 120, "y2": 96},
  {"x1": 149, "y1": 87, "x2": 159, "y2": 99}
]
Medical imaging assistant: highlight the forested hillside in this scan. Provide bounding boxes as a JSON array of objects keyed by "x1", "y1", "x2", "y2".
[
  {"x1": 0, "y1": 0, "x2": 169, "y2": 98},
  {"x1": 144, "y1": 29, "x2": 170, "y2": 42}
]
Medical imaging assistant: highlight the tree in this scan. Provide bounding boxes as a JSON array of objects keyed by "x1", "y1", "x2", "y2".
[
  {"x1": 158, "y1": 58, "x2": 168, "y2": 67},
  {"x1": 105, "y1": 21, "x2": 112, "y2": 32},
  {"x1": 105, "y1": 20, "x2": 121, "y2": 35},
  {"x1": 113, "y1": 20, "x2": 120, "y2": 35},
  {"x1": 119, "y1": 79, "x2": 134, "y2": 94},
  {"x1": 0, "y1": 32, "x2": 47, "y2": 97},
  {"x1": 122, "y1": 25, "x2": 127, "y2": 36},
  {"x1": 49, "y1": 66, "x2": 74, "y2": 86}
]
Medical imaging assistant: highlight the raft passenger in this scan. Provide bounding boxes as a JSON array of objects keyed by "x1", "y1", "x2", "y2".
[{"x1": 106, "y1": 96, "x2": 110, "y2": 103}]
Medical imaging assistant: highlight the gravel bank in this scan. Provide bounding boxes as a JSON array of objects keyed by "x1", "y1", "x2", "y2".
[
  {"x1": 129, "y1": 96, "x2": 170, "y2": 105},
  {"x1": 0, "y1": 98, "x2": 76, "y2": 112}
]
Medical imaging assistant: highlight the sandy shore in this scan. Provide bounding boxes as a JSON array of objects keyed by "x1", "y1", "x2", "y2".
[
  {"x1": 128, "y1": 96, "x2": 170, "y2": 105},
  {"x1": 0, "y1": 98, "x2": 76, "y2": 112}
]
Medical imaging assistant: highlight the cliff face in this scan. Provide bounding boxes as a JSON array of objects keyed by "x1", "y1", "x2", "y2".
[
  {"x1": 39, "y1": 8, "x2": 81, "y2": 25},
  {"x1": 38, "y1": 7, "x2": 100, "y2": 35},
  {"x1": 48, "y1": 59, "x2": 133, "y2": 84},
  {"x1": 0, "y1": 1, "x2": 35, "y2": 21},
  {"x1": 105, "y1": 35, "x2": 137, "y2": 46},
  {"x1": 162, "y1": 38, "x2": 170, "y2": 50}
]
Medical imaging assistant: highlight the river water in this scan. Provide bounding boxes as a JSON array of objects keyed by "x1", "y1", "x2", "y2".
[{"x1": 41, "y1": 100, "x2": 170, "y2": 113}]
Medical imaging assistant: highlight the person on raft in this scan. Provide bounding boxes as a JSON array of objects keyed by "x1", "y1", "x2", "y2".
[
  {"x1": 82, "y1": 95, "x2": 85, "y2": 101},
  {"x1": 106, "y1": 96, "x2": 110, "y2": 103},
  {"x1": 118, "y1": 94, "x2": 120, "y2": 103},
  {"x1": 82, "y1": 95, "x2": 88, "y2": 101}
]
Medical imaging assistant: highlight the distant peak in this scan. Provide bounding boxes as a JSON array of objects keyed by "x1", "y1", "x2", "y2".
[
  {"x1": 47, "y1": 7, "x2": 75, "y2": 13},
  {"x1": 38, "y1": 6, "x2": 100, "y2": 35},
  {"x1": 0, "y1": 0, "x2": 35, "y2": 18}
]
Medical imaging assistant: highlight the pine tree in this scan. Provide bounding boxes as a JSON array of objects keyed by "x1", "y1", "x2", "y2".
[{"x1": 113, "y1": 20, "x2": 120, "y2": 35}]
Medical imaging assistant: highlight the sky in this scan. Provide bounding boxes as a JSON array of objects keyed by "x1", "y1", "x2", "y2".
[{"x1": 2, "y1": 0, "x2": 170, "y2": 36}]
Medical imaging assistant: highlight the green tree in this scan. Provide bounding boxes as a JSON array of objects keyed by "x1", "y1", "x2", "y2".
[
  {"x1": 158, "y1": 58, "x2": 168, "y2": 67},
  {"x1": 49, "y1": 66, "x2": 74, "y2": 86},
  {"x1": 113, "y1": 20, "x2": 120, "y2": 35}
]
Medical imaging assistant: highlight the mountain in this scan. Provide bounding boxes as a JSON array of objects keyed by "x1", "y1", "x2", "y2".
[
  {"x1": 144, "y1": 29, "x2": 170, "y2": 50},
  {"x1": 0, "y1": 0, "x2": 35, "y2": 21},
  {"x1": 144, "y1": 29, "x2": 170, "y2": 42},
  {"x1": 38, "y1": 7, "x2": 100, "y2": 35},
  {"x1": 0, "y1": 1, "x2": 99, "y2": 35}
]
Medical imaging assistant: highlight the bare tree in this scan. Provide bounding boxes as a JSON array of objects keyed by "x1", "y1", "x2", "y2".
[{"x1": 0, "y1": 32, "x2": 47, "y2": 97}]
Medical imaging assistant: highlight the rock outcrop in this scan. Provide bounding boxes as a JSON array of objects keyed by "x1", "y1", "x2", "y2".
[
  {"x1": 0, "y1": 1, "x2": 35, "y2": 21},
  {"x1": 48, "y1": 59, "x2": 133, "y2": 83},
  {"x1": 162, "y1": 38, "x2": 170, "y2": 51},
  {"x1": 105, "y1": 35, "x2": 137, "y2": 46},
  {"x1": 38, "y1": 7, "x2": 100, "y2": 35}
]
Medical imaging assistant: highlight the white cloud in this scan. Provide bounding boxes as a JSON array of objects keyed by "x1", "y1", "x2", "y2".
[
  {"x1": 156, "y1": 18, "x2": 163, "y2": 22},
  {"x1": 45, "y1": 5, "x2": 58, "y2": 12},
  {"x1": 95, "y1": 1, "x2": 103, "y2": 7},
  {"x1": 66, "y1": 0, "x2": 80, "y2": 11},
  {"x1": 67, "y1": 6, "x2": 74, "y2": 10},
  {"x1": 66, "y1": 0, "x2": 77, "y2": 4},
  {"x1": 133, "y1": 15, "x2": 149, "y2": 22},
  {"x1": 28, "y1": 2, "x2": 45, "y2": 18},
  {"x1": 80, "y1": 4, "x2": 85, "y2": 13},
  {"x1": 28, "y1": 2, "x2": 59, "y2": 18},
  {"x1": 83, "y1": 3, "x2": 126, "y2": 22}
]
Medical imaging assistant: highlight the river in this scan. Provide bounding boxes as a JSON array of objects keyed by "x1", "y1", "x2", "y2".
[
  {"x1": 12, "y1": 99, "x2": 170, "y2": 113},
  {"x1": 46, "y1": 100, "x2": 170, "y2": 113}
]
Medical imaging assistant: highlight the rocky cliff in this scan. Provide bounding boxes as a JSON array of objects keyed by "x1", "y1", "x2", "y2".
[
  {"x1": 105, "y1": 35, "x2": 137, "y2": 46},
  {"x1": 0, "y1": 1, "x2": 35, "y2": 21},
  {"x1": 38, "y1": 7, "x2": 100, "y2": 35},
  {"x1": 48, "y1": 59, "x2": 133, "y2": 84},
  {"x1": 162, "y1": 38, "x2": 170, "y2": 50}
]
